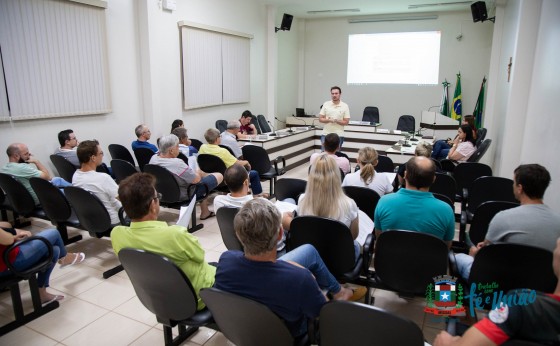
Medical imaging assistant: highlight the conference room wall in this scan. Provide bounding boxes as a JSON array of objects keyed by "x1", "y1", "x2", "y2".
[
  {"x1": 0, "y1": 0, "x2": 270, "y2": 169},
  {"x1": 300, "y1": 11, "x2": 493, "y2": 129}
]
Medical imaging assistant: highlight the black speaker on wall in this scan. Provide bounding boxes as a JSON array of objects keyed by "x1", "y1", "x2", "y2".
[
  {"x1": 471, "y1": 1, "x2": 488, "y2": 22},
  {"x1": 275, "y1": 13, "x2": 293, "y2": 33}
]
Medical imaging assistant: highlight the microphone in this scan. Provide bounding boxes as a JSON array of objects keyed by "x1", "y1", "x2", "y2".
[
  {"x1": 426, "y1": 104, "x2": 444, "y2": 125},
  {"x1": 289, "y1": 116, "x2": 307, "y2": 131},
  {"x1": 267, "y1": 120, "x2": 277, "y2": 136},
  {"x1": 276, "y1": 117, "x2": 293, "y2": 133},
  {"x1": 310, "y1": 118, "x2": 319, "y2": 129}
]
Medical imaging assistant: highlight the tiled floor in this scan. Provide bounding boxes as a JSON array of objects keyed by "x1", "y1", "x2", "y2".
[{"x1": 0, "y1": 165, "x2": 458, "y2": 345}]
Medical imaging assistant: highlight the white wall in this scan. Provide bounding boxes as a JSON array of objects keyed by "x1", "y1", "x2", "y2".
[{"x1": 296, "y1": 11, "x2": 494, "y2": 129}]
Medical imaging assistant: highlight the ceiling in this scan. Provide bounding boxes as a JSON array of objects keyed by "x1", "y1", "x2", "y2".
[{"x1": 259, "y1": 0, "x2": 494, "y2": 19}]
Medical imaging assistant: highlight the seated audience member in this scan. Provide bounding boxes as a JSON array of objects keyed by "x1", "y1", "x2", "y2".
[
  {"x1": 131, "y1": 124, "x2": 158, "y2": 152},
  {"x1": 432, "y1": 125, "x2": 476, "y2": 162},
  {"x1": 455, "y1": 164, "x2": 560, "y2": 280},
  {"x1": 431, "y1": 115, "x2": 477, "y2": 161},
  {"x1": 170, "y1": 119, "x2": 183, "y2": 133},
  {"x1": 171, "y1": 127, "x2": 198, "y2": 157},
  {"x1": 310, "y1": 133, "x2": 350, "y2": 174},
  {"x1": 342, "y1": 147, "x2": 393, "y2": 196},
  {"x1": 1, "y1": 143, "x2": 71, "y2": 204},
  {"x1": 284, "y1": 154, "x2": 360, "y2": 260},
  {"x1": 214, "y1": 198, "x2": 366, "y2": 338},
  {"x1": 374, "y1": 156, "x2": 455, "y2": 247},
  {"x1": 434, "y1": 237, "x2": 560, "y2": 346},
  {"x1": 397, "y1": 141, "x2": 433, "y2": 187},
  {"x1": 219, "y1": 120, "x2": 243, "y2": 159},
  {"x1": 149, "y1": 134, "x2": 222, "y2": 220},
  {"x1": 0, "y1": 221, "x2": 85, "y2": 304},
  {"x1": 54, "y1": 129, "x2": 80, "y2": 167},
  {"x1": 199, "y1": 128, "x2": 268, "y2": 198},
  {"x1": 111, "y1": 173, "x2": 215, "y2": 310},
  {"x1": 237, "y1": 110, "x2": 257, "y2": 139},
  {"x1": 72, "y1": 140, "x2": 122, "y2": 225}
]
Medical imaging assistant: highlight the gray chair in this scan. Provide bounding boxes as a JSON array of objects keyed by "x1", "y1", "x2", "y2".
[
  {"x1": 216, "y1": 207, "x2": 243, "y2": 251},
  {"x1": 110, "y1": 159, "x2": 138, "y2": 184},
  {"x1": 257, "y1": 114, "x2": 272, "y2": 133},
  {"x1": 396, "y1": 115, "x2": 415, "y2": 132},
  {"x1": 362, "y1": 106, "x2": 380, "y2": 124},
  {"x1": 49, "y1": 154, "x2": 76, "y2": 183},
  {"x1": 109, "y1": 143, "x2": 136, "y2": 166},
  {"x1": 215, "y1": 120, "x2": 228, "y2": 133}
]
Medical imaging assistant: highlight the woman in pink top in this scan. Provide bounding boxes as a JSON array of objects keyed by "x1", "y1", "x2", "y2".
[{"x1": 447, "y1": 125, "x2": 477, "y2": 162}]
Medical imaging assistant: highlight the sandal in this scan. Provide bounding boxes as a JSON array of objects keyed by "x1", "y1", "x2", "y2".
[
  {"x1": 200, "y1": 211, "x2": 215, "y2": 220},
  {"x1": 41, "y1": 294, "x2": 64, "y2": 306},
  {"x1": 59, "y1": 252, "x2": 86, "y2": 269}
]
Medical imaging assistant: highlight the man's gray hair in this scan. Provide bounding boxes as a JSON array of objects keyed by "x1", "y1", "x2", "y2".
[
  {"x1": 234, "y1": 199, "x2": 281, "y2": 256},
  {"x1": 227, "y1": 120, "x2": 241, "y2": 130},
  {"x1": 415, "y1": 141, "x2": 433, "y2": 158},
  {"x1": 134, "y1": 124, "x2": 146, "y2": 138},
  {"x1": 172, "y1": 127, "x2": 188, "y2": 140},
  {"x1": 158, "y1": 134, "x2": 179, "y2": 154},
  {"x1": 204, "y1": 128, "x2": 220, "y2": 144}
]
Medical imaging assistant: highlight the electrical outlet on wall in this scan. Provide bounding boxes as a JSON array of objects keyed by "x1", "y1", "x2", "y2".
[{"x1": 162, "y1": 0, "x2": 176, "y2": 11}]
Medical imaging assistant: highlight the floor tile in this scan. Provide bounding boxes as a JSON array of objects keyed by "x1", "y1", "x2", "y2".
[
  {"x1": 203, "y1": 331, "x2": 235, "y2": 346},
  {"x1": 0, "y1": 325, "x2": 58, "y2": 345},
  {"x1": 78, "y1": 274, "x2": 136, "y2": 310},
  {"x1": 61, "y1": 311, "x2": 151, "y2": 346},
  {"x1": 50, "y1": 266, "x2": 106, "y2": 296},
  {"x1": 113, "y1": 296, "x2": 158, "y2": 326}
]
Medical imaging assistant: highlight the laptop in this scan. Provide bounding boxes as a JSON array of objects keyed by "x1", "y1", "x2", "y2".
[{"x1": 295, "y1": 108, "x2": 306, "y2": 117}]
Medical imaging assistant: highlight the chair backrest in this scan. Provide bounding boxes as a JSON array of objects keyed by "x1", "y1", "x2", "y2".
[
  {"x1": 467, "y1": 138, "x2": 492, "y2": 163},
  {"x1": 468, "y1": 176, "x2": 517, "y2": 214},
  {"x1": 320, "y1": 301, "x2": 424, "y2": 346},
  {"x1": 475, "y1": 127, "x2": 487, "y2": 147},
  {"x1": 49, "y1": 154, "x2": 76, "y2": 183},
  {"x1": 250, "y1": 116, "x2": 262, "y2": 134},
  {"x1": 215, "y1": 120, "x2": 228, "y2": 133},
  {"x1": 29, "y1": 177, "x2": 72, "y2": 223},
  {"x1": 257, "y1": 114, "x2": 272, "y2": 133},
  {"x1": 119, "y1": 249, "x2": 199, "y2": 324},
  {"x1": 64, "y1": 186, "x2": 113, "y2": 237},
  {"x1": 274, "y1": 178, "x2": 306, "y2": 202},
  {"x1": 216, "y1": 208, "x2": 243, "y2": 251},
  {"x1": 288, "y1": 216, "x2": 356, "y2": 277},
  {"x1": 242, "y1": 146, "x2": 272, "y2": 175},
  {"x1": 469, "y1": 243, "x2": 557, "y2": 300},
  {"x1": 396, "y1": 115, "x2": 415, "y2": 132},
  {"x1": 362, "y1": 106, "x2": 380, "y2": 124},
  {"x1": 430, "y1": 173, "x2": 457, "y2": 203},
  {"x1": 133, "y1": 148, "x2": 155, "y2": 172},
  {"x1": 197, "y1": 154, "x2": 228, "y2": 175},
  {"x1": 453, "y1": 162, "x2": 492, "y2": 197},
  {"x1": 0, "y1": 173, "x2": 37, "y2": 216},
  {"x1": 468, "y1": 201, "x2": 520, "y2": 244},
  {"x1": 432, "y1": 192, "x2": 455, "y2": 210},
  {"x1": 374, "y1": 230, "x2": 449, "y2": 295},
  {"x1": 189, "y1": 138, "x2": 203, "y2": 151},
  {"x1": 200, "y1": 288, "x2": 296, "y2": 346},
  {"x1": 342, "y1": 186, "x2": 381, "y2": 221},
  {"x1": 219, "y1": 144, "x2": 236, "y2": 157},
  {"x1": 108, "y1": 144, "x2": 136, "y2": 166},
  {"x1": 110, "y1": 159, "x2": 138, "y2": 184},
  {"x1": 143, "y1": 164, "x2": 183, "y2": 204},
  {"x1": 376, "y1": 155, "x2": 394, "y2": 173}
]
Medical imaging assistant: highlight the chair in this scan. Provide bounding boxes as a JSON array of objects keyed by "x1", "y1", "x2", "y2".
[
  {"x1": 369, "y1": 230, "x2": 450, "y2": 298},
  {"x1": 432, "y1": 192, "x2": 455, "y2": 210},
  {"x1": 119, "y1": 249, "x2": 214, "y2": 346},
  {"x1": 143, "y1": 164, "x2": 204, "y2": 232},
  {"x1": 197, "y1": 154, "x2": 229, "y2": 193},
  {"x1": 49, "y1": 154, "x2": 76, "y2": 183},
  {"x1": 110, "y1": 159, "x2": 138, "y2": 184},
  {"x1": 219, "y1": 144, "x2": 236, "y2": 157},
  {"x1": 465, "y1": 176, "x2": 517, "y2": 218},
  {"x1": 396, "y1": 115, "x2": 415, "y2": 132},
  {"x1": 108, "y1": 143, "x2": 136, "y2": 166},
  {"x1": 430, "y1": 172, "x2": 457, "y2": 205},
  {"x1": 29, "y1": 177, "x2": 83, "y2": 245},
  {"x1": 133, "y1": 147, "x2": 155, "y2": 171},
  {"x1": 453, "y1": 162, "x2": 492, "y2": 202},
  {"x1": 215, "y1": 119, "x2": 228, "y2": 133},
  {"x1": 467, "y1": 201, "x2": 519, "y2": 245},
  {"x1": 0, "y1": 173, "x2": 48, "y2": 227},
  {"x1": 320, "y1": 301, "x2": 424, "y2": 346},
  {"x1": 0, "y1": 236, "x2": 59, "y2": 336},
  {"x1": 468, "y1": 243, "x2": 557, "y2": 309},
  {"x1": 376, "y1": 155, "x2": 394, "y2": 173},
  {"x1": 274, "y1": 178, "x2": 306, "y2": 203},
  {"x1": 475, "y1": 127, "x2": 487, "y2": 147},
  {"x1": 242, "y1": 145, "x2": 286, "y2": 197},
  {"x1": 64, "y1": 186, "x2": 123, "y2": 279},
  {"x1": 200, "y1": 288, "x2": 308, "y2": 346},
  {"x1": 287, "y1": 216, "x2": 372, "y2": 302},
  {"x1": 342, "y1": 186, "x2": 381, "y2": 221},
  {"x1": 216, "y1": 207, "x2": 243, "y2": 251},
  {"x1": 257, "y1": 114, "x2": 272, "y2": 133},
  {"x1": 362, "y1": 106, "x2": 380, "y2": 124},
  {"x1": 189, "y1": 138, "x2": 203, "y2": 151},
  {"x1": 467, "y1": 138, "x2": 492, "y2": 163},
  {"x1": 250, "y1": 115, "x2": 262, "y2": 134}
]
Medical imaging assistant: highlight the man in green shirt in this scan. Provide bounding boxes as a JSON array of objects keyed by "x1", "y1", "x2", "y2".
[{"x1": 111, "y1": 173, "x2": 215, "y2": 310}]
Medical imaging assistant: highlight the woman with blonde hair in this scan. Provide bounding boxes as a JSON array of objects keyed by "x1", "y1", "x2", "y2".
[{"x1": 342, "y1": 147, "x2": 394, "y2": 196}]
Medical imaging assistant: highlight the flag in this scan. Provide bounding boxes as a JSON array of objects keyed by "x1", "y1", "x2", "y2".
[
  {"x1": 440, "y1": 80, "x2": 450, "y2": 118},
  {"x1": 451, "y1": 73, "x2": 462, "y2": 121},
  {"x1": 473, "y1": 77, "x2": 487, "y2": 129}
]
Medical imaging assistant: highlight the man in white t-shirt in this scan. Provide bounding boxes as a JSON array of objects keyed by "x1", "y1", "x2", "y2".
[
  {"x1": 318, "y1": 86, "x2": 350, "y2": 149},
  {"x1": 310, "y1": 133, "x2": 350, "y2": 174}
]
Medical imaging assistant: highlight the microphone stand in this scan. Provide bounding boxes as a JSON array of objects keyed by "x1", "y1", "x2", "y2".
[
  {"x1": 267, "y1": 120, "x2": 277, "y2": 136},
  {"x1": 277, "y1": 117, "x2": 293, "y2": 133}
]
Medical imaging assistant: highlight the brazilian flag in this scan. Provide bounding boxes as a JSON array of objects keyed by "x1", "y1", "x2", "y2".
[
  {"x1": 473, "y1": 77, "x2": 487, "y2": 129},
  {"x1": 451, "y1": 73, "x2": 462, "y2": 121}
]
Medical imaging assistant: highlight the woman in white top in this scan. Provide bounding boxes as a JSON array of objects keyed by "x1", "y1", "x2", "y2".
[
  {"x1": 447, "y1": 125, "x2": 476, "y2": 162},
  {"x1": 285, "y1": 154, "x2": 360, "y2": 260},
  {"x1": 342, "y1": 147, "x2": 394, "y2": 197}
]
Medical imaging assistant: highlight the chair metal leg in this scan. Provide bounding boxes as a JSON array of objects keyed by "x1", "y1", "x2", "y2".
[
  {"x1": 57, "y1": 224, "x2": 83, "y2": 245},
  {"x1": 103, "y1": 264, "x2": 124, "y2": 279},
  {"x1": 188, "y1": 205, "x2": 204, "y2": 233},
  {"x1": 162, "y1": 324, "x2": 199, "y2": 346}
]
